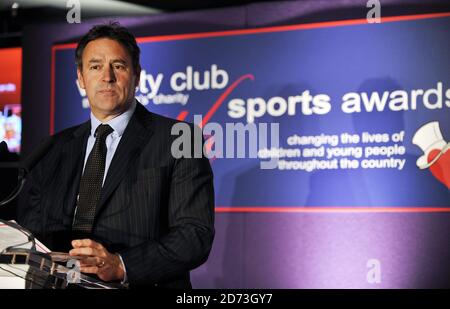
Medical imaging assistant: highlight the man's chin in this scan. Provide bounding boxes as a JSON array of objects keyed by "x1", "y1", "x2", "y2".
[
  {"x1": 94, "y1": 99, "x2": 121, "y2": 109},
  {"x1": 89, "y1": 101, "x2": 127, "y2": 118}
]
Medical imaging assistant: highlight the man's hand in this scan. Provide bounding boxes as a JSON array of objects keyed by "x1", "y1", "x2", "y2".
[{"x1": 70, "y1": 239, "x2": 125, "y2": 282}]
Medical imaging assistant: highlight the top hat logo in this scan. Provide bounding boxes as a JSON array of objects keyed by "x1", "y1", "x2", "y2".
[{"x1": 412, "y1": 121, "x2": 449, "y2": 169}]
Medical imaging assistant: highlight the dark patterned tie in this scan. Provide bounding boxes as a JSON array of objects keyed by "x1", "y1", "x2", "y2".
[{"x1": 72, "y1": 124, "x2": 113, "y2": 233}]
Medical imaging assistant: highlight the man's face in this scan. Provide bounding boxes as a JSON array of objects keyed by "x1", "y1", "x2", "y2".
[{"x1": 77, "y1": 38, "x2": 140, "y2": 121}]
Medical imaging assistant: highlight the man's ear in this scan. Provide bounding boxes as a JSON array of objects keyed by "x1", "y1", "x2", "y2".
[
  {"x1": 77, "y1": 67, "x2": 85, "y2": 89},
  {"x1": 134, "y1": 65, "x2": 141, "y2": 88}
]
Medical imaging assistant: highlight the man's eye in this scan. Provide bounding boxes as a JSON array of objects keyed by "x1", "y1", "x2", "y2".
[
  {"x1": 114, "y1": 65, "x2": 125, "y2": 70},
  {"x1": 90, "y1": 65, "x2": 100, "y2": 70}
]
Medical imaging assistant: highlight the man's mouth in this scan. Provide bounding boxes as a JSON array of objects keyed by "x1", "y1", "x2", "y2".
[{"x1": 98, "y1": 89, "x2": 116, "y2": 94}]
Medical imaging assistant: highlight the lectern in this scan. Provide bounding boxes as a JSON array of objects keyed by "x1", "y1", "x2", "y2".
[
  {"x1": 0, "y1": 250, "x2": 124, "y2": 289},
  {"x1": 0, "y1": 221, "x2": 123, "y2": 289}
]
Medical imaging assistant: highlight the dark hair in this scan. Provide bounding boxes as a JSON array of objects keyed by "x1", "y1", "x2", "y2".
[{"x1": 75, "y1": 22, "x2": 140, "y2": 73}]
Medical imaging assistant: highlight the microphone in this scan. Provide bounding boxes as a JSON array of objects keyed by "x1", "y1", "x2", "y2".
[
  {"x1": 20, "y1": 135, "x2": 55, "y2": 175},
  {"x1": 0, "y1": 140, "x2": 8, "y2": 153},
  {"x1": 0, "y1": 141, "x2": 11, "y2": 160}
]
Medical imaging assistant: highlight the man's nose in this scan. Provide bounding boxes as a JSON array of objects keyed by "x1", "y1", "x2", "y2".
[{"x1": 102, "y1": 65, "x2": 116, "y2": 83}]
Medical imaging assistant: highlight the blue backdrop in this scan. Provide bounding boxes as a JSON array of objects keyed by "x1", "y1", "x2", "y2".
[{"x1": 53, "y1": 15, "x2": 450, "y2": 210}]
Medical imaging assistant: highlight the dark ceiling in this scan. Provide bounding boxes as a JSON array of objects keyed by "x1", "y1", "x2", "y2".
[
  {"x1": 122, "y1": 0, "x2": 268, "y2": 11},
  {"x1": 0, "y1": 0, "x2": 449, "y2": 43},
  {"x1": 0, "y1": 0, "x2": 272, "y2": 37}
]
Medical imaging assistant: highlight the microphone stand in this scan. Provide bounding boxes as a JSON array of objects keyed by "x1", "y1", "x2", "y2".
[
  {"x1": 0, "y1": 166, "x2": 35, "y2": 251},
  {"x1": 1, "y1": 135, "x2": 54, "y2": 208},
  {"x1": 0, "y1": 168, "x2": 26, "y2": 206}
]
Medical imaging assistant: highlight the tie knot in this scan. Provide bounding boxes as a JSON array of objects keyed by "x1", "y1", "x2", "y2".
[{"x1": 95, "y1": 124, "x2": 113, "y2": 139}]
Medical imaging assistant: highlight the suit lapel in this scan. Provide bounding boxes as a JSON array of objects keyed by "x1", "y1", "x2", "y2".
[
  {"x1": 62, "y1": 121, "x2": 90, "y2": 224},
  {"x1": 95, "y1": 104, "x2": 154, "y2": 216}
]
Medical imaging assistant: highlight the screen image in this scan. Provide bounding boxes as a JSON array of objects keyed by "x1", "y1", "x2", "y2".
[
  {"x1": 0, "y1": 47, "x2": 22, "y2": 154},
  {"x1": 52, "y1": 14, "x2": 450, "y2": 211}
]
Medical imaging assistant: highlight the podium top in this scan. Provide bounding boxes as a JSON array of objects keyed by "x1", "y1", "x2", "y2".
[
  {"x1": 0, "y1": 250, "x2": 124, "y2": 289},
  {"x1": 1, "y1": 221, "x2": 124, "y2": 289}
]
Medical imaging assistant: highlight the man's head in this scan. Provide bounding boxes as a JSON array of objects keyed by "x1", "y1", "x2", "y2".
[{"x1": 75, "y1": 22, "x2": 141, "y2": 121}]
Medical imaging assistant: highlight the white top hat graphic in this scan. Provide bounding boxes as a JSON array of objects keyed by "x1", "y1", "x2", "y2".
[{"x1": 412, "y1": 121, "x2": 448, "y2": 169}]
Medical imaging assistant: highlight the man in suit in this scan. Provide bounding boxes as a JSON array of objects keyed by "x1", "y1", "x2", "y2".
[{"x1": 18, "y1": 22, "x2": 215, "y2": 288}]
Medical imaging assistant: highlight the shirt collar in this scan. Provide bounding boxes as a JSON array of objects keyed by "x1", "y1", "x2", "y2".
[{"x1": 90, "y1": 99, "x2": 137, "y2": 137}]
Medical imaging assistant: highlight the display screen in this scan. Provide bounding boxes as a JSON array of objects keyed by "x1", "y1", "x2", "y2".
[
  {"x1": 0, "y1": 47, "x2": 22, "y2": 154},
  {"x1": 52, "y1": 15, "x2": 450, "y2": 210}
]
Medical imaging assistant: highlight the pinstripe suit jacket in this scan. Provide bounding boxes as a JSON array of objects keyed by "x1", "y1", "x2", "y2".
[{"x1": 18, "y1": 103, "x2": 215, "y2": 288}]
